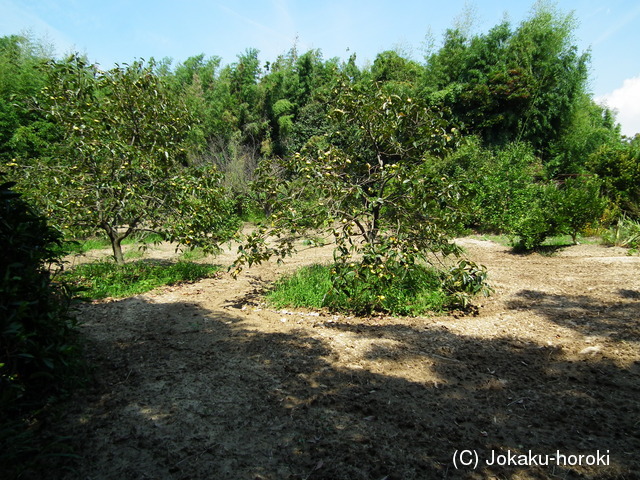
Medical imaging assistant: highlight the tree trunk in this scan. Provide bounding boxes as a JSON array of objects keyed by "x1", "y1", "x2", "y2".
[
  {"x1": 102, "y1": 221, "x2": 135, "y2": 265},
  {"x1": 111, "y1": 236, "x2": 125, "y2": 265}
]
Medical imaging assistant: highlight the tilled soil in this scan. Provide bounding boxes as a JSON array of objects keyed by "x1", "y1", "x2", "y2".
[{"x1": 37, "y1": 237, "x2": 640, "y2": 479}]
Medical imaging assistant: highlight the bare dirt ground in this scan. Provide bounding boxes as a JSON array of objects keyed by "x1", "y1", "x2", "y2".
[{"x1": 36, "y1": 236, "x2": 639, "y2": 479}]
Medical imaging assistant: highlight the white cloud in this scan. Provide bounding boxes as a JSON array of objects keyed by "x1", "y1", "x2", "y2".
[{"x1": 597, "y1": 76, "x2": 640, "y2": 138}]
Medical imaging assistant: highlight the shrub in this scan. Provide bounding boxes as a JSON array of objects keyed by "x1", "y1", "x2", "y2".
[
  {"x1": 508, "y1": 176, "x2": 607, "y2": 250},
  {"x1": 0, "y1": 177, "x2": 83, "y2": 474},
  {"x1": 451, "y1": 142, "x2": 607, "y2": 251},
  {"x1": 587, "y1": 138, "x2": 640, "y2": 217},
  {"x1": 464, "y1": 141, "x2": 542, "y2": 233},
  {"x1": 507, "y1": 183, "x2": 562, "y2": 250},
  {"x1": 554, "y1": 176, "x2": 608, "y2": 244},
  {"x1": 327, "y1": 260, "x2": 450, "y2": 316}
]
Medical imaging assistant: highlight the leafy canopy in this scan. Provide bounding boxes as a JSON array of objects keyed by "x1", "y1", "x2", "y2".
[
  {"x1": 233, "y1": 81, "x2": 490, "y2": 313},
  {"x1": 17, "y1": 55, "x2": 239, "y2": 263}
]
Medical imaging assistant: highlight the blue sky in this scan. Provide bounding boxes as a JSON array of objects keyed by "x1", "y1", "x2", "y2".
[{"x1": 1, "y1": 0, "x2": 639, "y2": 136}]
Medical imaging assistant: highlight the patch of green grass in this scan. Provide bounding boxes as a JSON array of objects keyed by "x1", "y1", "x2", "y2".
[
  {"x1": 132, "y1": 232, "x2": 165, "y2": 244},
  {"x1": 541, "y1": 234, "x2": 576, "y2": 247},
  {"x1": 65, "y1": 232, "x2": 166, "y2": 256},
  {"x1": 123, "y1": 248, "x2": 145, "y2": 260},
  {"x1": 180, "y1": 247, "x2": 209, "y2": 261},
  {"x1": 62, "y1": 260, "x2": 220, "y2": 299},
  {"x1": 64, "y1": 237, "x2": 111, "y2": 254},
  {"x1": 267, "y1": 264, "x2": 333, "y2": 310},
  {"x1": 239, "y1": 206, "x2": 267, "y2": 224},
  {"x1": 266, "y1": 263, "x2": 453, "y2": 316}
]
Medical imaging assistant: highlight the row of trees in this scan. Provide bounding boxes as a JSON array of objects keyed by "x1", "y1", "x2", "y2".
[{"x1": 1, "y1": 5, "x2": 639, "y2": 267}]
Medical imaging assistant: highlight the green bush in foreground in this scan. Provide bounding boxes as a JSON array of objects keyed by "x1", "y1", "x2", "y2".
[
  {"x1": 62, "y1": 260, "x2": 220, "y2": 300},
  {"x1": 1, "y1": 178, "x2": 83, "y2": 476},
  {"x1": 0, "y1": 180, "x2": 81, "y2": 409},
  {"x1": 267, "y1": 261, "x2": 489, "y2": 316}
]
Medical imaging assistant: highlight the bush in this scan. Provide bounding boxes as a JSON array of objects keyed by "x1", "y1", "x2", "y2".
[
  {"x1": 507, "y1": 183, "x2": 562, "y2": 250},
  {"x1": 449, "y1": 141, "x2": 607, "y2": 251},
  {"x1": 554, "y1": 176, "x2": 608, "y2": 244},
  {"x1": 508, "y1": 177, "x2": 607, "y2": 251},
  {"x1": 327, "y1": 261, "x2": 450, "y2": 316},
  {"x1": 0, "y1": 177, "x2": 83, "y2": 474},
  {"x1": 465, "y1": 141, "x2": 542, "y2": 233},
  {"x1": 443, "y1": 141, "x2": 557, "y2": 250},
  {"x1": 587, "y1": 138, "x2": 640, "y2": 217}
]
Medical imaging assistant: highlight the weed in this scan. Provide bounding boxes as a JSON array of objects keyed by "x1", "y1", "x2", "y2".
[
  {"x1": 470, "y1": 233, "x2": 513, "y2": 246},
  {"x1": 123, "y1": 249, "x2": 145, "y2": 260},
  {"x1": 63, "y1": 237, "x2": 111, "y2": 255},
  {"x1": 602, "y1": 215, "x2": 640, "y2": 250}
]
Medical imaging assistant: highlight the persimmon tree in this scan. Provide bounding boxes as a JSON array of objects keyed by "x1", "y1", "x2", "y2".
[
  {"x1": 21, "y1": 55, "x2": 238, "y2": 263},
  {"x1": 233, "y1": 81, "x2": 490, "y2": 312}
]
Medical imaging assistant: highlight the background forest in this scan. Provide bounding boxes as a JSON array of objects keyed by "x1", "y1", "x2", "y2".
[
  {"x1": 2, "y1": 6, "x2": 639, "y2": 248},
  {"x1": 1, "y1": 5, "x2": 640, "y2": 474}
]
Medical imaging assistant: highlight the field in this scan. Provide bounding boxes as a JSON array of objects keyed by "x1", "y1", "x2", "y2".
[{"x1": 37, "y1": 236, "x2": 639, "y2": 479}]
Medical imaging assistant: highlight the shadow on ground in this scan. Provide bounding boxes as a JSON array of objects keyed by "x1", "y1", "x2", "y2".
[
  {"x1": 506, "y1": 289, "x2": 640, "y2": 341},
  {"x1": 29, "y1": 289, "x2": 640, "y2": 480}
]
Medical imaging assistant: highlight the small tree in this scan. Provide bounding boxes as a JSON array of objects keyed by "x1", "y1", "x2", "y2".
[
  {"x1": 587, "y1": 136, "x2": 640, "y2": 217},
  {"x1": 233, "y1": 81, "x2": 490, "y2": 313},
  {"x1": 18, "y1": 55, "x2": 238, "y2": 263},
  {"x1": 553, "y1": 176, "x2": 607, "y2": 244}
]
